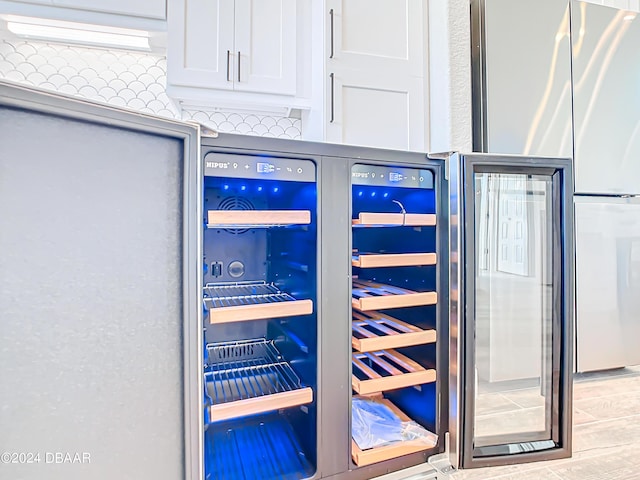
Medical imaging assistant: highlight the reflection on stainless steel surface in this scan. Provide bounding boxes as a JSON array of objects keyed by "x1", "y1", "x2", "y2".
[
  {"x1": 449, "y1": 152, "x2": 461, "y2": 470},
  {"x1": 477, "y1": 0, "x2": 572, "y2": 157},
  {"x1": 522, "y1": 7, "x2": 571, "y2": 155},
  {"x1": 573, "y1": 2, "x2": 640, "y2": 194},
  {"x1": 473, "y1": 173, "x2": 554, "y2": 446},
  {"x1": 575, "y1": 197, "x2": 640, "y2": 372}
]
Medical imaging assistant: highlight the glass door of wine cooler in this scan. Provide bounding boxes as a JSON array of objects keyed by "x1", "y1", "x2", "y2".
[{"x1": 456, "y1": 154, "x2": 574, "y2": 468}]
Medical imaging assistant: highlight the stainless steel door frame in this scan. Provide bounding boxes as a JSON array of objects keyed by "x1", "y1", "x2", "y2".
[
  {"x1": 456, "y1": 154, "x2": 574, "y2": 469},
  {"x1": 0, "y1": 80, "x2": 202, "y2": 480}
]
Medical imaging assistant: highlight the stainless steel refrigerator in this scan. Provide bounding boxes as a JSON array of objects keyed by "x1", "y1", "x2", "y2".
[
  {"x1": 571, "y1": 1, "x2": 640, "y2": 372},
  {"x1": 0, "y1": 80, "x2": 575, "y2": 478},
  {"x1": 471, "y1": 0, "x2": 640, "y2": 372}
]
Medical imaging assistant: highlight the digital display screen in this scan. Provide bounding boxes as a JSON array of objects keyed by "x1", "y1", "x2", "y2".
[
  {"x1": 257, "y1": 162, "x2": 275, "y2": 173},
  {"x1": 351, "y1": 164, "x2": 433, "y2": 189},
  {"x1": 389, "y1": 172, "x2": 403, "y2": 182}
]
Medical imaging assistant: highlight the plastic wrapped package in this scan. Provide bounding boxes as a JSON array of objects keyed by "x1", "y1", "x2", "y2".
[{"x1": 351, "y1": 397, "x2": 436, "y2": 450}]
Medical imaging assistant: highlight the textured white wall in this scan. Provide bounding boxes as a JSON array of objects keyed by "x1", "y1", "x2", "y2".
[
  {"x1": 0, "y1": 36, "x2": 302, "y2": 139},
  {"x1": 427, "y1": 0, "x2": 473, "y2": 153}
]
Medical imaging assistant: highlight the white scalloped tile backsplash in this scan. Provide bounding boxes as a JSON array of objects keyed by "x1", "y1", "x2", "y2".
[
  {"x1": 0, "y1": 37, "x2": 301, "y2": 139},
  {"x1": 182, "y1": 109, "x2": 302, "y2": 138}
]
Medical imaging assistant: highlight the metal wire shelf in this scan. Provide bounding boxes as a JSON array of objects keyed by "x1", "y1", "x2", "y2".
[
  {"x1": 204, "y1": 339, "x2": 313, "y2": 423},
  {"x1": 204, "y1": 281, "x2": 296, "y2": 308},
  {"x1": 203, "y1": 281, "x2": 313, "y2": 324}
]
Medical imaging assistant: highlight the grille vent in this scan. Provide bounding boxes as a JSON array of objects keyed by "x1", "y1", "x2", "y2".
[
  {"x1": 217, "y1": 196, "x2": 255, "y2": 234},
  {"x1": 215, "y1": 342, "x2": 255, "y2": 360}
]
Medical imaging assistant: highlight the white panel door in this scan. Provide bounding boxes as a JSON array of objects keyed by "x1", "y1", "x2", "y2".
[
  {"x1": 234, "y1": 0, "x2": 296, "y2": 95},
  {"x1": 53, "y1": 0, "x2": 166, "y2": 19},
  {"x1": 326, "y1": 0, "x2": 426, "y2": 150},
  {"x1": 167, "y1": 0, "x2": 235, "y2": 89},
  {"x1": 328, "y1": 70, "x2": 421, "y2": 150},
  {"x1": 496, "y1": 175, "x2": 529, "y2": 276}
]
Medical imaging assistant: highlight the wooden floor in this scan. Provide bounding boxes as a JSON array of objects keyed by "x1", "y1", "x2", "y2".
[{"x1": 451, "y1": 365, "x2": 640, "y2": 480}]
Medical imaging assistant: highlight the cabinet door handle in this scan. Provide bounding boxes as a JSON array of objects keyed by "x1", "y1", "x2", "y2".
[
  {"x1": 237, "y1": 51, "x2": 241, "y2": 82},
  {"x1": 330, "y1": 72, "x2": 335, "y2": 123},
  {"x1": 226, "y1": 50, "x2": 231, "y2": 82},
  {"x1": 329, "y1": 9, "x2": 334, "y2": 59}
]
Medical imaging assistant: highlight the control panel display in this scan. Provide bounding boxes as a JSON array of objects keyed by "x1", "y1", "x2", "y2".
[
  {"x1": 351, "y1": 164, "x2": 434, "y2": 189},
  {"x1": 204, "y1": 153, "x2": 316, "y2": 182}
]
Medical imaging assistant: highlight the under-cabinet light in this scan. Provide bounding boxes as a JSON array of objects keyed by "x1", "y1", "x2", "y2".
[{"x1": 6, "y1": 21, "x2": 150, "y2": 50}]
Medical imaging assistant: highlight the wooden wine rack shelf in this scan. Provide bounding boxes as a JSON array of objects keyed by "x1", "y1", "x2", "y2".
[
  {"x1": 205, "y1": 339, "x2": 313, "y2": 423},
  {"x1": 350, "y1": 200, "x2": 440, "y2": 466},
  {"x1": 204, "y1": 282, "x2": 313, "y2": 324},
  {"x1": 352, "y1": 279, "x2": 437, "y2": 311},
  {"x1": 207, "y1": 209, "x2": 311, "y2": 228},
  {"x1": 352, "y1": 349, "x2": 436, "y2": 395},
  {"x1": 207, "y1": 300, "x2": 313, "y2": 324},
  {"x1": 352, "y1": 212, "x2": 436, "y2": 227},
  {"x1": 352, "y1": 311, "x2": 436, "y2": 352},
  {"x1": 351, "y1": 394, "x2": 438, "y2": 466},
  {"x1": 208, "y1": 388, "x2": 313, "y2": 423},
  {"x1": 352, "y1": 252, "x2": 437, "y2": 268}
]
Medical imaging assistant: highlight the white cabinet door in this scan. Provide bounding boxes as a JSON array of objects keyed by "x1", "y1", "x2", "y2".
[
  {"x1": 167, "y1": 0, "x2": 297, "y2": 98},
  {"x1": 326, "y1": 0, "x2": 426, "y2": 150},
  {"x1": 234, "y1": 0, "x2": 296, "y2": 95},
  {"x1": 167, "y1": 0, "x2": 235, "y2": 89},
  {"x1": 52, "y1": 0, "x2": 166, "y2": 19},
  {"x1": 327, "y1": 70, "x2": 423, "y2": 151}
]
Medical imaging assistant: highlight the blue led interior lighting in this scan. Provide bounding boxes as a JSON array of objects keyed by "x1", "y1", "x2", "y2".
[{"x1": 351, "y1": 184, "x2": 436, "y2": 214}]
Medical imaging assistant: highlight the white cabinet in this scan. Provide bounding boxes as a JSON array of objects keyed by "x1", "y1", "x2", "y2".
[
  {"x1": 234, "y1": 0, "x2": 296, "y2": 95},
  {"x1": 168, "y1": 0, "x2": 234, "y2": 89},
  {"x1": 52, "y1": 0, "x2": 166, "y2": 20},
  {"x1": 0, "y1": 0, "x2": 167, "y2": 26},
  {"x1": 167, "y1": 0, "x2": 297, "y2": 101},
  {"x1": 325, "y1": 0, "x2": 427, "y2": 150}
]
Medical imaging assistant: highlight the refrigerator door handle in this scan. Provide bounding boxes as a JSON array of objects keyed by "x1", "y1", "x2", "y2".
[
  {"x1": 329, "y1": 8, "x2": 335, "y2": 58},
  {"x1": 329, "y1": 73, "x2": 335, "y2": 123}
]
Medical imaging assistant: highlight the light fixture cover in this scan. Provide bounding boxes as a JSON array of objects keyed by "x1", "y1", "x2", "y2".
[{"x1": 5, "y1": 17, "x2": 150, "y2": 50}]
